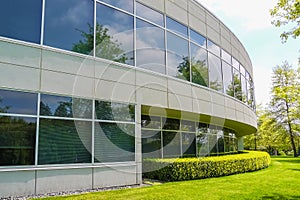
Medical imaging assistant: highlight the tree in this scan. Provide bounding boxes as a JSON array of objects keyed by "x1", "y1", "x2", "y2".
[
  {"x1": 269, "y1": 61, "x2": 300, "y2": 157},
  {"x1": 270, "y1": 0, "x2": 300, "y2": 42}
]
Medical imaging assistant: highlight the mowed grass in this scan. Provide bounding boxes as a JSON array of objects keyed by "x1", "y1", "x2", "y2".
[{"x1": 36, "y1": 157, "x2": 300, "y2": 200}]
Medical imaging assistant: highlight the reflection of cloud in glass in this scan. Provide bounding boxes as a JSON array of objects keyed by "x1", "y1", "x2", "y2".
[
  {"x1": 207, "y1": 40, "x2": 220, "y2": 56},
  {"x1": 136, "y1": 27, "x2": 164, "y2": 49},
  {"x1": 58, "y1": 1, "x2": 91, "y2": 26},
  {"x1": 136, "y1": 2, "x2": 164, "y2": 26}
]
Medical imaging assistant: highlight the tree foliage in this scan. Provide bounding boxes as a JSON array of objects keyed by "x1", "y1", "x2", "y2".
[{"x1": 270, "y1": 0, "x2": 300, "y2": 42}]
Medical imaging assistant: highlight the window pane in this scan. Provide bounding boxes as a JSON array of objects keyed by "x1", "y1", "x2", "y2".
[
  {"x1": 0, "y1": 0, "x2": 42, "y2": 44},
  {"x1": 208, "y1": 53, "x2": 223, "y2": 92},
  {"x1": 191, "y1": 44, "x2": 208, "y2": 87},
  {"x1": 44, "y1": 0, "x2": 94, "y2": 54},
  {"x1": 217, "y1": 130, "x2": 225, "y2": 154},
  {"x1": 94, "y1": 122, "x2": 135, "y2": 162},
  {"x1": 162, "y1": 118, "x2": 180, "y2": 130},
  {"x1": 181, "y1": 120, "x2": 195, "y2": 132},
  {"x1": 95, "y1": 101, "x2": 135, "y2": 122},
  {"x1": 141, "y1": 115, "x2": 161, "y2": 129},
  {"x1": 207, "y1": 40, "x2": 220, "y2": 57},
  {"x1": 182, "y1": 132, "x2": 196, "y2": 157},
  {"x1": 38, "y1": 119, "x2": 92, "y2": 164},
  {"x1": 233, "y1": 69, "x2": 242, "y2": 101},
  {"x1": 136, "y1": 2, "x2": 164, "y2": 26},
  {"x1": 240, "y1": 65, "x2": 246, "y2": 76},
  {"x1": 241, "y1": 75, "x2": 247, "y2": 103},
  {"x1": 222, "y1": 61, "x2": 234, "y2": 97},
  {"x1": 96, "y1": 3, "x2": 134, "y2": 65},
  {"x1": 162, "y1": 131, "x2": 180, "y2": 158},
  {"x1": 142, "y1": 130, "x2": 161, "y2": 158},
  {"x1": 167, "y1": 32, "x2": 189, "y2": 80},
  {"x1": 221, "y1": 49, "x2": 231, "y2": 64},
  {"x1": 0, "y1": 89, "x2": 37, "y2": 115},
  {"x1": 232, "y1": 57, "x2": 239, "y2": 70},
  {"x1": 190, "y1": 29, "x2": 206, "y2": 48},
  {"x1": 208, "y1": 134, "x2": 218, "y2": 155},
  {"x1": 166, "y1": 17, "x2": 188, "y2": 38},
  {"x1": 0, "y1": 116, "x2": 36, "y2": 166},
  {"x1": 100, "y1": 0, "x2": 133, "y2": 13},
  {"x1": 136, "y1": 19, "x2": 165, "y2": 74}
]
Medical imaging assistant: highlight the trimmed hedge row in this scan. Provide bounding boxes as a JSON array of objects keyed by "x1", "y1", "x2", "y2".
[{"x1": 143, "y1": 151, "x2": 271, "y2": 181}]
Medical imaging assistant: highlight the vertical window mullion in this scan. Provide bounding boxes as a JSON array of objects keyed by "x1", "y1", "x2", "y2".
[{"x1": 35, "y1": 93, "x2": 41, "y2": 166}]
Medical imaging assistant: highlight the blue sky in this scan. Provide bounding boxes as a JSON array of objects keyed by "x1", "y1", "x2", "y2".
[{"x1": 197, "y1": 0, "x2": 300, "y2": 106}]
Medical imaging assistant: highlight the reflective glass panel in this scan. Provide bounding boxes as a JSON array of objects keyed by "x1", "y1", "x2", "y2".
[
  {"x1": 222, "y1": 61, "x2": 234, "y2": 97},
  {"x1": 221, "y1": 49, "x2": 231, "y2": 64},
  {"x1": 0, "y1": 89, "x2": 37, "y2": 115},
  {"x1": 136, "y1": 2, "x2": 164, "y2": 27},
  {"x1": 141, "y1": 115, "x2": 161, "y2": 129},
  {"x1": 166, "y1": 17, "x2": 188, "y2": 38},
  {"x1": 233, "y1": 69, "x2": 242, "y2": 101},
  {"x1": 95, "y1": 101, "x2": 135, "y2": 122},
  {"x1": 136, "y1": 19, "x2": 165, "y2": 74},
  {"x1": 217, "y1": 130, "x2": 225, "y2": 154},
  {"x1": 191, "y1": 43, "x2": 208, "y2": 87},
  {"x1": 207, "y1": 40, "x2": 220, "y2": 57},
  {"x1": 38, "y1": 119, "x2": 92, "y2": 164},
  {"x1": 96, "y1": 3, "x2": 134, "y2": 65},
  {"x1": 240, "y1": 65, "x2": 246, "y2": 76},
  {"x1": 241, "y1": 75, "x2": 248, "y2": 103},
  {"x1": 142, "y1": 130, "x2": 162, "y2": 158},
  {"x1": 232, "y1": 57, "x2": 239, "y2": 70},
  {"x1": 44, "y1": 0, "x2": 94, "y2": 54},
  {"x1": 0, "y1": 116, "x2": 36, "y2": 166},
  {"x1": 162, "y1": 131, "x2": 180, "y2": 158},
  {"x1": 208, "y1": 53, "x2": 223, "y2": 92},
  {"x1": 167, "y1": 32, "x2": 189, "y2": 81},
  {"x1": 181, "y1": 120, "x2": 195, "y2": 132},
  {"x1": 190, "y1": 29, "x2": 206, "y2": 48},
  {"x1": 162, "y1": 118, "x2": 180, "y2": 130},
  {"x1": 182, "y1": 132, "x2": 196, "y2": 157},
  {"x1": 208, "y1": 134, "x2": 218, "y2": 155},
  {"x1": 0, "y1": 0, "x2": 42, "y2": 44},
  {"x1": 196, "y1": 124, "x2": 208, "y2": 157},
  {"x1": 100, "y1": 0, "x2": 133, "y2": 13},
  {"x1": 94, "y1": 122, "x2": 135, "y2": 162}
]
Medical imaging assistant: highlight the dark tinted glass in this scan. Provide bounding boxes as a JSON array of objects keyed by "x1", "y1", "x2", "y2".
[
  {"x1": 136, "y1": 19, "x2": 165, "y2": 74},
  {"x1": 94, "y1": 122, "x2": 135, "y2": 162},
  {"x1": 222, "y1": 61, "x2": 234, "y2": 97},
  {"x1": 182, "y1": 132, "x2": 196, "y2": 157},
  {"x1": 0, "y1": 0, "x2": 42, "y2": 44},
  {"x1": 208, "y1": 134, "x2": 218, "y2": 155},
  {"x1": 207, "y1": 40, "x2": 220, "y2": 57},
  {"x1": 141, "y1": 115, "x2": 161, "y2": 129},
  {"x1": 162, "y1": 131, "x2": 180, "y2": 158},
  {"x1": 166, "y1": 17, "x2": 188, "y2": 38},
  {"x1": 95, "y1": 101, "x2": 135, "y2": 122},
  {"x1": 0, "y1": 116, "x2": 36, "y2": 166},
  {"x1": 96, "y1": 3, "x2": 134, "y2": 65},
  {"x1": 136, "y1": 3, "x2": 164, "y2": 26},
  {"x1": 100, "y1": 0, "x2": 133, "y2": 13},
  {"x1": 217, "y1": 130, "x2": 225, "y2": 154},
  {"x1": 162, "y1": 118, "x2": 180, "y2": 130},
  {"x1": 208, "y1": 53, "x2": 223, "y2": 92},
  {"x1": 191, "y1": 43, "x2": 208, "y2": 87},
  {"x1": 0, "y1": 89, "x2": 37, "y2": 115},
  {"x1": 40, "y1": 94, "x2": 93, "y2": 119},
  {"x1": 190, "y1": 29, "x2": 206, "y2": 48},
  {"x1": 181, "y1": 120, "x2": 195, "y2": 132},
  {"x1": 167, "y1": 32, "x2": 189, "y2": 80},
  {"x1": 142, "y1": 130, "x2": 161, "y2": 158},
  {"x1": 38, "y1": 119, "x2": 92, "y2": 164},
  {"x1": 44, "y1": 0, "x2": 94, "y2": 54},
  {"x1": 196, "y1": 132, "x2": 208, "y2": 156}
]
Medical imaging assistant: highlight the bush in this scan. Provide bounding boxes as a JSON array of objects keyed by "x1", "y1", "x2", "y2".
[{"x1": 143, "y1": 151, "x2": 271, "y2": 181}]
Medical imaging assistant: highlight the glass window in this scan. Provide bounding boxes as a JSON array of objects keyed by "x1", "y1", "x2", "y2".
[
  {"x1": 94, "y1": 122, "x2": 135, "y2": 162},
  {"x1": 167, "y1": 32, "x2": 189, "y2": 81},
  {"x1": 141, "y1": 115, "x2": 161, "y2": 129},
  {"x1": 207, "y1": 40, "x2": 220, "y2": 57},
  {"x1": 162, "y1": 131, "x2": 180, "y2": 158},
  {"x1": 44, "y1": 0, "x2": 94, "y2": 54},
  {"x1": 40, "y1": 94, "x2": 93, "y2": 119},
  {"x1": 136, "y1": 2, "x2": 164, "y2": 27},
  {"x1": 196, "y1": 124, "x2": 208, "y2": 157},
  {"x1": 162, "y1": 118, "x2": 180, "y2": 130},
  {"x1": 221, "y1": 49, "x2": 231, "y2": 64},
  {"x1": 190, "y1": 29, "x2": 206, "y2": 48},
  {"x1": 100, "y1": 0, "x2": 133, "y2": 13},
  {"x1": 166, "y1": 17, "x2": 188, "y2": 38},
  {"x1": 38, "y1": 119, "x2": 92, "y2": 164},
  {"x1": 0, "y1": 0, "x2": 42, "y2": 44},
  {"x1": 241, "y1": 75, "x2": 248, "y2": 103},
  {"x1": 0, "y1": 116, "x2": 36, "y2": 166},
  {"x1": 181, "y1": 120, "x2": 195, "y2": 132},
  {"x1": 208, "y1": 133, "x2": 218, "y2": 155},
  {"x1": 136, "y1": 19, "x2": 165, "y2": 74},
  {"x1": 208, "y1": 53, "x2": 223, "y2": 92},
  {"x1": 232, "y1": 57, "x2": 239, "y2": 70},
  {"x1": 190, "y1": 43, "x2": 208, "y2": 87},
  {"x1": 240, "y1": 65, "x2": 246, "y2": 76},
  {"x1": 0, "y1": 89, "x2": 37, "y2": 115},
  {"x1": 96, "y1": 3, "x2": 134, "y2": 65},
  {"x1": 142, "y1": 130, "x2": 161, "y2": 158},
  {"x1": 182, "y1": 132, "x2": 196, "y2": 157},
  {"x1": 95, "y1": 101, "x2": 135, "y2": 122},
  {"x1": 217, "y1": 130, "x2": 225, "y2": 154},
  {"x1": 222, "y1": 61, "x2": 234, "y2": 97},
  {"x1": 233, "y1": 69, "x2": 242, "y2": 101}
]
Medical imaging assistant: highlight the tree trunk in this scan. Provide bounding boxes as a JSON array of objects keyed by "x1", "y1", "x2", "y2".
[{"x1": 289, "y1": 128, "x2": 298, "y2": 157}]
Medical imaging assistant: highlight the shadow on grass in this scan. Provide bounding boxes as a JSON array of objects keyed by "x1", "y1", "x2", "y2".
[
  {"x1": 261, "y1": 193, "x2": 300, "y2": 199},
  {"x1": 273, "y1": 158, "x2": 300, "y2": 164}
]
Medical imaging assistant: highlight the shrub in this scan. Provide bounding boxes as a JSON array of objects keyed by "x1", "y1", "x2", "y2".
[{"x1": 143, "y1": 151, "x2": 271, "y2": 181}]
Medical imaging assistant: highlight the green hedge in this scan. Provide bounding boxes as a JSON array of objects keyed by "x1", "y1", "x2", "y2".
[{"x1": 143, "y1": 151, "x2": 271, "y2": 181}]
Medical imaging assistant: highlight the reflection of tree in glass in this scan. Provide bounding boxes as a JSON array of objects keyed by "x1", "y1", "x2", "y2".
[
  {"x1": 40, "y1": 102, "x2": 52, "y2": 116},
  {"x1": 177, "y1": 57, "x2": 190, "y2": 81},
  {"x1": 0, "y1": 98, "x2": 9, "y2": 113},
  {"x1": 54, "y1": 101, "x2": 72, "y2": 118},
  {"x1": 191, "y1": 58, "x2": 209, "y2": 87},
  {"x1": 226, "y1": 74, "x2": 243, "y2": 100},
  {"x1": 209, "y1": 80, "x2": 223, "y2": 92},
  {"x1": 72, "y1": 23, "x2": 128, "y2": 63}
]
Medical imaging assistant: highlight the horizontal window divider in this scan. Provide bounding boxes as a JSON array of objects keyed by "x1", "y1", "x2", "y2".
[
  {"x1": 94, "y1": 119, "x2": 135, "y2": 124},
  {"x1": 135, "y1": 16, "x2": 165, "y2": 29},
  {"x1": 0, "y1": 113, "x2": 37, "y2": 118},
  {"x1": 96, "y1": 0, "x2": 134, "y2": 16},
  {"x1": 166, "y1": 30, "x2": 189, "y2": 40},
  {"x1": 39, "y1": 116, "x2": 93, "y2": 121}
]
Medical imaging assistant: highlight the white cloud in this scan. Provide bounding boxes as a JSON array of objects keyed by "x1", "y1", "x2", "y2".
[{"x1": 253, "y1": 65, "x2": 272, "y2": 106}]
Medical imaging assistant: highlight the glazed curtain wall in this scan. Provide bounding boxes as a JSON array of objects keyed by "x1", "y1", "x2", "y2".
[
  {"x1": 141, "y1": 115, "x2": 238, "y2": 159},
  {"x1": 0, "y1": 89, "x2": 135, "y2": 166},
  {"x1": 0, "y1": 0, "x2": 255, "y2": 109}
]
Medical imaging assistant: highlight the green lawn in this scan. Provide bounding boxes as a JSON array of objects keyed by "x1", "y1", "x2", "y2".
[{"x1": 36, "y1": 157, "x2": 300, "y2": 200}]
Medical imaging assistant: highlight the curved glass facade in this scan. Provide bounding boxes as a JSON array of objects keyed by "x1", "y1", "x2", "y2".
[{"x1": 0, "y1": 0, "x2": 255, "y2": 110}]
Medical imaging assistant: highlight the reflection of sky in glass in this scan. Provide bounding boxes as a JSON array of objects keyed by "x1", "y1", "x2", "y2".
[
  {"x1": 240, "y1": 65, "x2": 246, "y2": 76},
  {"x1": 207, "y1": 40, "x2": 220, "y2": 57},
  {"x1": 222, "y1": 61, "x2": 233, "y2": 95},
  {"x1": 208, "y1": 53, "x2": 223, "y2": 92},
  {"x1": 166, "y1": 17, "x2": 188, "y2": 38},
  {"x1": 136, "y1": 2, "x2": 164, "y2": 27},
  {"x1": 191, "y1": 43, "x2": 207, "y2": 62},
  {"x1": 0, "y1": 0, "x2": 42, "y2": 44},
  {"x1": 190, "y1": 29, "x2": 206, "y2": 48},
  {"x1": 40, "y1": 94, "x2": 72, "y2": 116},
  {"x1": 232, "y1": 57, "x2": 240, "y2": 70},
  {"x1": 100, "y1": 0, "x2": 133, "y2": 13},
  {"x1": 0, "y1": 90, "x2": 37, "y2": 115},
  {"x1": 221, "y1": 49, "x2": 231, "y2": 64},
  {"x1": 44, "y1": 0, "x2": 93, "y2": 52}
]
